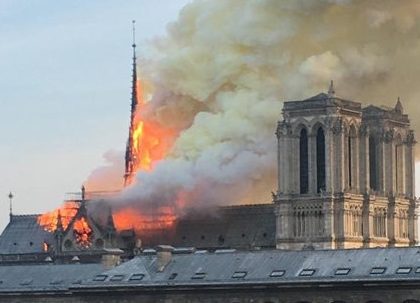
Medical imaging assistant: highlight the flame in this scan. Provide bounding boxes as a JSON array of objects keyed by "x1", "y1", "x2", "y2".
[
  {"x1": 113, "y1": 207, "x2": 176, "y2": 233},
  {"x1": 37, "y1": 201, "x2": 80, "y2": 232},
  {"x1": 73, "y1": 217, "x2": 92, "y2": 248},
  {"x1": 126, "y1": 80, "x2": 177, "y2": 184}
]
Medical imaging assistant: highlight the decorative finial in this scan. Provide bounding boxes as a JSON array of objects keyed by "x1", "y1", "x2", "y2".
[
  {"x1": 81, "y1": 185, "x2": 86, "y2": 201},
  {"x1": 395, "y1": 96, "x2": 403, "y2": 114},
  {"x1": 132, "y1": 20, "x2": 136, "y2": 49},
  {"x1": 8, "y1": 192, "x2": 13, "y2": 221},
  {"x1": 328, "y1": 80, "x2": 335, "y2": 97},
  {"x1": 56, "y1": 209, "x2": 63, "y2": 232}
]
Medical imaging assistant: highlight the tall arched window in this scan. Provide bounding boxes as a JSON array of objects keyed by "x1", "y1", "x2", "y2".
[
  {"x1": 316, "y1": 127, "x2": 326, "y2": 193},
  {"x1": 300, "y1": 128, "x2": 309, "y2": 194},
  {"x1": 369, "y1": 136, "x2": 377, "y2": 191}
]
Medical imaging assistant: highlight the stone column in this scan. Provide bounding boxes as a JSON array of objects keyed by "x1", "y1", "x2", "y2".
[
  {"x1": 325, "y1": 128, "x2": 334, "y2": 194},
  {"x1": 378, "y1": 136, "x2": 387, "y2": 194},
  {"x1": 359, "y1": 126, "x2": 370, "y2": 193},
  {"x1": 382, "y1": 129, "x2": 395, "y2": 195},
  {"x1": 399, "y1": 144, "x2": 406, "y2": 195},
  {"x1": 405, "y1": 131, "x2": 416, "y2": 198},
  {"x1": 363, "y1": 195, "x2": 373, "y2": 247},
  {"x1": 352, "y1": 135, "x2": 360, "y2": 193},
  {"x1": 387, "y1": 197, "x2": 396, "y2": 246}
]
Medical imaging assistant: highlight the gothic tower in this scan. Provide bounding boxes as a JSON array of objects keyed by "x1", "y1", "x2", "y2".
[
  {"x1": 275, "y1": 82, "x2": 418, "y2": 250},
  {"x1": 124, "y1": 20, "x2": 139, "y2": 186}
]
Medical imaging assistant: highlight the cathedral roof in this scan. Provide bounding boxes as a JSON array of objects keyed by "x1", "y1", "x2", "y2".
[{"x1": 0, "y1": 215, "x2": 53, "y2": 254}]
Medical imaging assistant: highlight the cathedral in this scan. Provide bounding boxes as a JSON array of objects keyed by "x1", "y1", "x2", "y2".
[
  {"x1": 0, "y1": 83, "x2": 418, "y2": 302},
  {"x1": 275, "y1": 82, "x2": 418, "y2": 250},
  {"x1": 0, "y1": 28, "x2": 418, "y2": 300}
]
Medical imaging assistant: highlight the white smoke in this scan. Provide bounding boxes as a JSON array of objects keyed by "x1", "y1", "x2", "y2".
[{"x1": 105, "y1": 0, "x2": 420, "y2": 212}]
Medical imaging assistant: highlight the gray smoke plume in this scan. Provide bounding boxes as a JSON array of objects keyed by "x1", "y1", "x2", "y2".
[{"x1": 89, "y1": 0, "x2": 420, "y2": 214}]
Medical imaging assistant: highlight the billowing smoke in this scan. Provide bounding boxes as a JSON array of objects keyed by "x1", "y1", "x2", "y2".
[{"x1": 90, "y1": 0, "x2": 420, "y2": 214}]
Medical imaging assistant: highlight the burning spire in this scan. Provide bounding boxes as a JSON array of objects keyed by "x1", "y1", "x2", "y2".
[{"x1": 124, "y1": 20, "x2": 139, "y2": 186}]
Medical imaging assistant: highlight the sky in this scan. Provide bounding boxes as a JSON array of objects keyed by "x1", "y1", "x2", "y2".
[{"x1": 0, "y1": 0, "x2": 191, "y2": 229}]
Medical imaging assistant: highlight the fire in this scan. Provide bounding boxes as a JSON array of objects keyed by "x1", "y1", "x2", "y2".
[
  {"x1": 37, "y1": 201, "x2": 79, "y2": 232},
  {"x1": 113, "y1": 207, "x2": 176, "y2": 233},
  {"x1": 127, "y1": 80, "x2": 177, "y2": 183},
  {"x1": 73, "y1": 217, "x2": 92, "y2": 248}
]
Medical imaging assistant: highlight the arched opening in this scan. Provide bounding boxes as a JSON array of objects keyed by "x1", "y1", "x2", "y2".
[
  {"x1": 316, "y1": 127, "x2": 326, "y2": 193},
  {"x1": 299, "y1": 128, "x2": 309, "y2": 194},
  {"x1": 369, "y1": 136, "x2": 378, "y2": 191}
]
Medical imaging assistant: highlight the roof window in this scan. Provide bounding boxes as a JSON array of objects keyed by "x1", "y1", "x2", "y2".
[
  {"x1": 396, "y1": 267, "x2": 412, "y2": 274},
  {"x1": 335, "y1": 268, "x2": 351, "y2": 275},
  {"x1": 129, "y1": 274, "x2": 145, "y2": 281},
  {"x1": 20, "y1": 279, "x2": 33, "y2": 286},
  {"x1": 191, "y1": 272, "x2": 206, "y2": 280},
  {"x1": 110, "y1": 275, "x2": 125, "y2": 281},
  {"x1": 269, "y1": 270, "x2": 285, "y2": 277},
  {"x1": 299, "y1": 269, "x2": 316, "y2": 277},
  {"x1": 168, "y1": 273, "x2": 178, "y2": 280},
  {"x1": 370, "y1": 267, "x2": 386, "y2": 274},
  {"x1": 93, "y1": 274, "x2": 108, "y2": 282},
  {"x1": 415, "y1": 267, "x2": 420, "y2": 274},
  {"x1": 232, "y1": 271, "x2": 247, "y2": 279},
  {"x1": 50, "y1": 279, "x2": 63, "y2": 285}
]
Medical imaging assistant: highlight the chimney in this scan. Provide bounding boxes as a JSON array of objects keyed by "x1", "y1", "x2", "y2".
[
  {"x1": 101, "y1": 248, "x2": 123, "y2": 269},
  {"x1": 156, "y1": 245, "x2": 174, "y2": 272}
]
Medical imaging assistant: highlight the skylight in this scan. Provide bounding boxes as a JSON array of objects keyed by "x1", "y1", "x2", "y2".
[
  {"x1": 269, "y1": 270, "x2": 286, "y2": 277},
  {"x1": 232, "y1": 271, "x2": 247, "y2": 279},
  {"x1": 335, "y1": 268, "x2": 351, "y2": 275},
  {"x1": 129, "y1": 274, "x2": 145, "y2": 281},
  {"x1": 299, "y1": 269, "x2": 316, "y2": 277},
  {"x1": 93, "y1": 275, "x2": 108, "y2": 282},
  {"x1": 396, "y1": 267, "x2": 412, "y2": 274},
  {"x1": 20, "y1": 279, "x2": 33, "y2": 286},
  {"x1": 370, "y1": 267, "x2": 386, "y2": 274},
  {"x1": 168, "y1": 273, "x2": 178, "y2": 280},
  {"x1": 191, "y1": 272, "x2": 206, "y2": 280},
  {"x1": 110, "y1": 275, "x2": 125, "y2": 281},
  {"x1": 50, "y1": 279, "x2": 63, "y2": 285}
]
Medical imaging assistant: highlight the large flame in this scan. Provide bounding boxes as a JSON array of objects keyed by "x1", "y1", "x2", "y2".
[
  {"x1": 113, "y1": 206, "x2": 176, "y2": 233},
  {"x1": 37, "y1": 201, "x2": 80, "y2": 232},
  {"x1": 129, "y1": 80, "x2": 177, "y2": 177},
  {"x1": 73, "y1": 217, "x2": 93, "y2": 248}
]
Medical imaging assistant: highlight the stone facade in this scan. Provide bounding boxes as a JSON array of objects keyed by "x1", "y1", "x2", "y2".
[{"x1": 275, "y1": 84, "x2": 418, "y2": 250}]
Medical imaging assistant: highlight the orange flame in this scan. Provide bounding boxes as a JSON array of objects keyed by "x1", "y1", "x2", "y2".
[
  {"x1": 37, "y1": 202, "x2": 80, "y2": 232},
  {"x1": 126, "y1": 80, "x2": 177, "y2": 184},
  {"x1": 113, "y1": 207, "x2": 176, "y2": 233},
  {"x1": 73, "y1": 217, "x2": 92, "y2": 248}
]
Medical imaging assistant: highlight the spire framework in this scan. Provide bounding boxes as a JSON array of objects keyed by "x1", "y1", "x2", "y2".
[{"x1": 124, "y1": 20, "x2": 139, "y2": 186}]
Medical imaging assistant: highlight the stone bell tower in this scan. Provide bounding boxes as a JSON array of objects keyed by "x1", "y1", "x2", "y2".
[{"x1": 274, "y1": 82, "x2": 418, "y2": 250}]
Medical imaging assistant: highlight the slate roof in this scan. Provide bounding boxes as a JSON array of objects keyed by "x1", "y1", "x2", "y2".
[
  {"x1": 0, "y1": 263, "x2": 103, "y2": 293},
  {"x1": 81, "y1": 246, "x2": 420, "y2": 289},
  {"x1": 172, "y1": 204, "x2": 275, "y2": 249},
  {"x1": 0, "y1": 215, "x2": 53, "y2": 254},
  {"x1": 0, "y1": 246, "x2": 419, "y2": 293}
]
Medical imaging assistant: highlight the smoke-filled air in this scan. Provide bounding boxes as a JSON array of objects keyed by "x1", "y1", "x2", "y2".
[{"x1": 85, "y1": 0, "x2": 420, "y2": 222}]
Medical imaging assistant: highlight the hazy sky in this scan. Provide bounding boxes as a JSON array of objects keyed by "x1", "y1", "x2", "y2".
[{"x1": 0, "y1": 0, "x2": 191, "y2": 229}]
